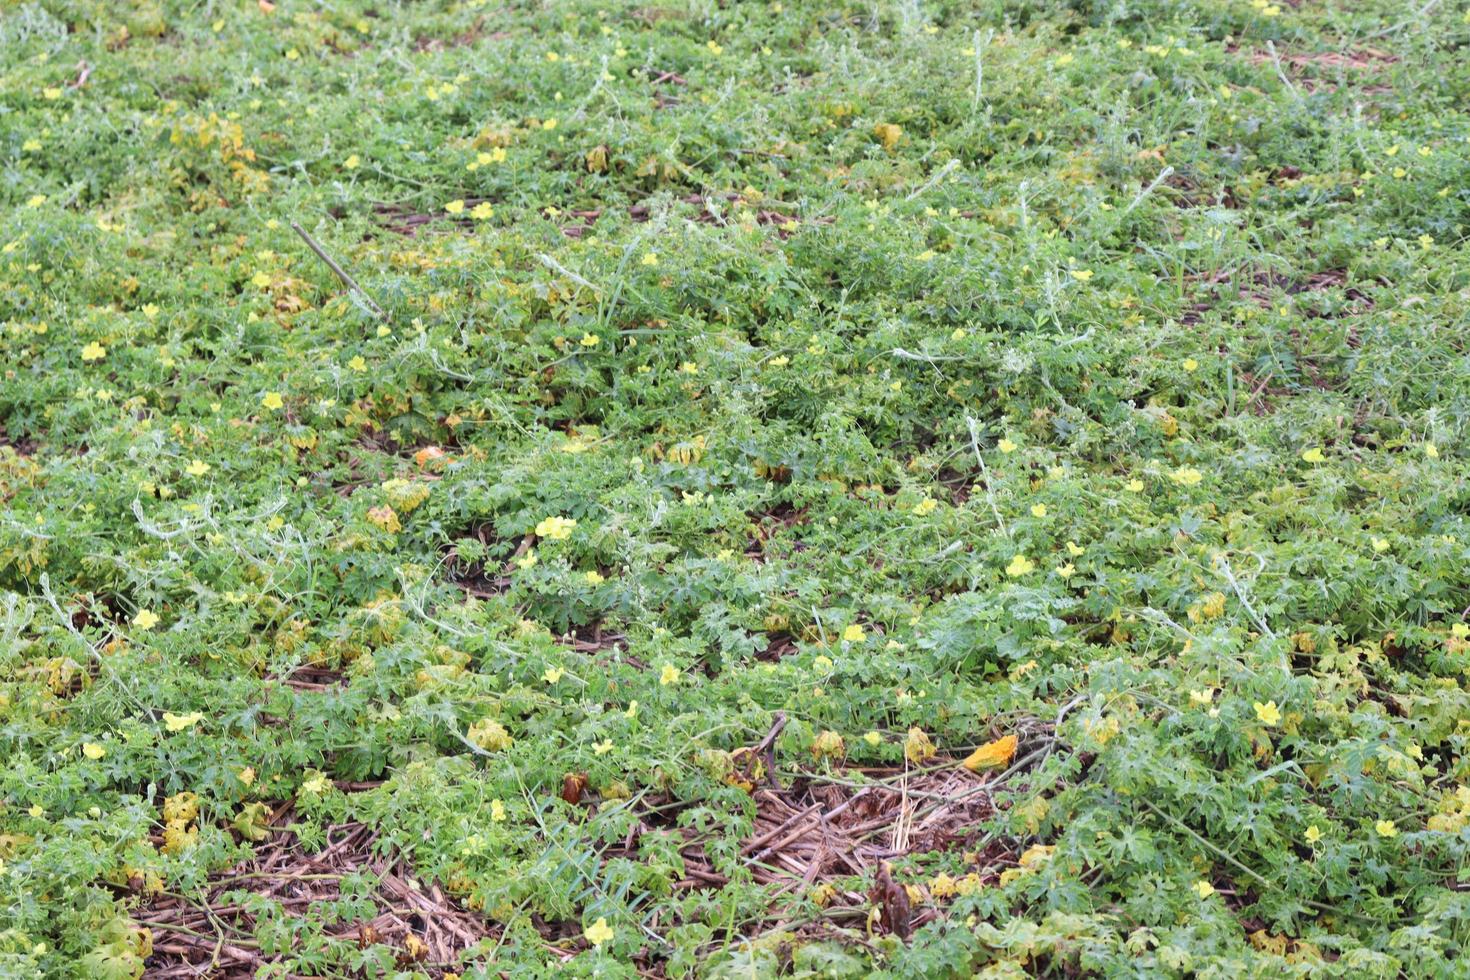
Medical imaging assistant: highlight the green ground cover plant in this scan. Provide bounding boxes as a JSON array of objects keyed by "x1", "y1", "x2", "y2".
[{"x1": 2, "y1": 0, "x2": 1469, "y2": 975}]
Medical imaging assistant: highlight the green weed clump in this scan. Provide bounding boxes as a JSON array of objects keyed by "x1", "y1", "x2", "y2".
[{"x1": 2, "y1": 0, "x2": 1469, "y2": 976}]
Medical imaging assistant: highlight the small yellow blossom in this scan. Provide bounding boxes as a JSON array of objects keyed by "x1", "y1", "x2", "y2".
[
  {"x1": 1193, "y1": 880, "x2": 1215, "y2": 899},
  {"x1": 1301, "y1": 447, "x2": 1325, "y2": 463},
  {"x1": 1254, "y1": 700, "x2": 1282, "y2": 726},
  {"x1": 262, "y1": 391, "x2": 284, "y2": 411},
  {"x1": 185, "y1": 459, "x2": 211, "y2": 477},
  {"x1": 82, "y1": 742, "x2": 106, "y2": 760},
  {"x1": 1183, "y1": 357, "x2": 1199, "y2": 372},
  {"x1": 491, "y1": 799, "x2": 506, "y2": 821},
  {"x1": 1170, "y1": 467, "x2": 1203, "y2": 487},
  {"x1": 912, "y1": 497, "x2": 938, "y2": 516},
  {"x1": 1030, "y1": 503, "x2": 1047, "y2": 518},
  {"x1": 81, "y1": 342, "x2": 107, "y2": 362},
  {"x1": 535, "y1": 516, "x2": 577, "y2": 540},
  {"x1": 543, "y1": 666, "x2": 565, "y2": 684},
  {"x1": 133, "y1": 609, "x2": 161, "y2": 630},
  {"x1": 660, "y1": 664, "x2": 680, "y2": 686},
  {"x1": 1304, "y1": 825, "x2": 1322, "y2": 844},
  {"x1": 998, "y1": 438, "x2": 1017, "y2": 453},
  {"x1": 1006, "y1": 554, "x2": 1035, "y2": 577},
  {"x1": 584, "y1": 917, "x2": 614, "y2": 947},
  {"x1": 162, "y1": 711, "x2": 203, "y2": 732},
  {"x1": 842, "y1": 624, "x2": 866, "y2": 643},
  {"x1": 1375, "y1": 820, "x2": 1397, "y2": 838},
  {"x1": 444, "y1": 200, "x2": 465, "y2": 215}
]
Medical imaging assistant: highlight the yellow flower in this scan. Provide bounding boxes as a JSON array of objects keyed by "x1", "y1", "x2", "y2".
[
  {"x1": 660, "y1": 664, "x2": 680, "y2": 686},
  {"x1": 1125, "y1": 478, "x2": 1144, "y2": 492},
  {"x1": 1425, "y1": 442, "x2": 1439, "y2": 459},
  {"x1": 579, "y1": 333, "x2": 600, "y2": 347},
  {"x1": 1304, "y1": 825, "x2": 1322, "y2": 844},
  {"x1": 842, "y1": 624, "x2": 865, "y2": 643},
  {"x1": 491, "y1": 799, "x2": 506, "y2": 821},
  {"x1": 862, "y1": 731, "x2": 882, "y2": 746},
  {"x1": 535, "y1": 516, "x2": 577, "y2": 540},
  {"x1": 1371, "y1": 537, "x2": 1390, "y2": 553},
  {"x1": 348, "y1": 355, "x2": 367, "y2": 372},
  {"x1": 584, "y1": 570, "x2": 605, "y2": 585},
  {"x1": 1030, "y1": 503, "x2": 1047, "y2": 518},
  {"x1": 133, "y1": 609, "x2": 161, "y2": 630},
  {"x1": 444, "y1": 200, "x2": 465, "y2": 215},
  {"x1": 237, "y1": 767, "x2": 256, "y2": 787},
  {"x1": 1006, "y1": 554, "x2": 1035, "y2": 577},
  {"x1": 185, "y1": 459, "x2": 211, "y2": 477},
  {"x1": 1069, "y1": 269, "x2": 1094, "y2": 282},
  {"x1": 912, "y1": 497, "x2": 938, "y2": 516},
  {"x1": 1189, "y1": 688, "x2": 1214, "y2": 706},
  {"x1": 162, "y1": 711, "x2": 203, "y2": 732},
  {"x1": 261, "y1": 391, "x2": 284, "y2": 411},
  {"x1": 1065, "y1": 541, "x2": 1085, "y2": 557},
  {"x1": 961, "y1": 734, "x2": 1017, "y2": 772},
  {"x1": 584, "y1": 917, "x2": 614, "y2": 947},
  {"x1": 1183, "y1": 357, "x2": 1199, "y2": 372},
  {"x1": 624, "y1": 700, "x2": 638, "y2": 718},
  {"x1": 471, "y1": 201, "x2": 494, "y2": 220},
  {"x1": 543, "y1": 666, "x2": 565, "y2": 684},
  {"x1": 1054, "y1": 563, "x2": 1075, "y2": 579},
  {"x1": 998, "y1": 438, "x2": 1017, "y2": 453},
  {"x1": 26, "y1": 194, "x2": 47, "y2": 208},
  {"x1": 81, "y1": 342, "x2": 107, "y2": 362},
  {"x1": 251, "y1": 270, "x2": 273, "y2": 288},
  {"x1": 593, "y1": 739, "x2": 613, "y2": 755},
  {"x1": 1170, "y1": 467, "x2": 1203, "y2": 487},
  {"x1": 344, "y1": 154, "x2": 360, "y2": 169},
  {"x1": 141, "y1": 303, "x2": 159, "y2": 320},
  {"x1": 1301, "y1": 447, "x2": 1325, "y2": 463},
  {"x1": 82, "y1": 742, "x2": 106, "y2": 760},
  {"x1": 542, "y1": 118, "x2": 558, "y2": 130},
  {"x1": 1375, "y1": 819, "x2": 1397, "y2": 838},
  {"x1": 515, "y1": 550, "x2": 538, "y2": 570},
  {"x1": 300, "y1": 771, "x2": 332, "y2": 795},
  {"x1": 1193, "y1": 880, "x2": 1215, "y2": 899},
  {"x1": 1253, "y1": 700, "x2": 1281, "y2": 726}
]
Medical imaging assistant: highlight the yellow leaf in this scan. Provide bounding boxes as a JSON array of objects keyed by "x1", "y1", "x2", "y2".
[
  {"x1": 961, "y1": 734, "x2": 1017, "y2": 771},
  {"x1": 904, "y1": 726, "x2": 936, "y2": 766}
]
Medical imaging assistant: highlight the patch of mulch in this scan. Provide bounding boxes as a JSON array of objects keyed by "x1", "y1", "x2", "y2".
[
  {"x1": 1180, "y1": 267, "x2": 1373, "y2": 326},
  {"x1": 1233, "y1": 45, "x2": 1398, "y2": 71},
  {"x1": 276, "y1": 665, "x2": 349, "y2": 691},
  {"x1": 137, "y1": 811, "x2": 493, "y2": 978},
  {"x1": 601, "y1": 715, "x2": 1034, "y2": 939},
  {"x1": 373, "y1": 199, "x2": 494, "y2": 237},
  {"x1": 0, "y1": 424, "x2": 38, "y2": 457}
]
